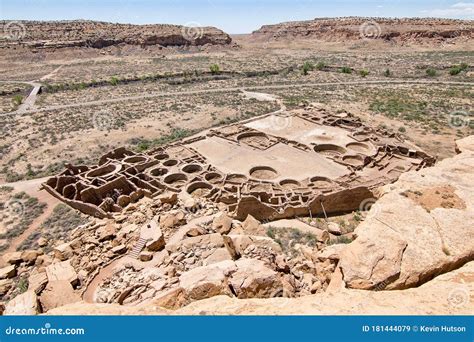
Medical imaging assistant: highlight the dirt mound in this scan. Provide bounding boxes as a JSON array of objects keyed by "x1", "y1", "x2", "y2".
[{"x1": 251, "y1": 17, "x2": 473, "y2": 46}]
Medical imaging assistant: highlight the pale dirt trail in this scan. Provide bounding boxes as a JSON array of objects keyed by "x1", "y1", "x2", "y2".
[{"x1": 0, "y1": 177, "x2": 60, "y2": 264}]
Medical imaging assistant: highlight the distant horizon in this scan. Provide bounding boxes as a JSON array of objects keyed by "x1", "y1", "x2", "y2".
[{"x1": 1, "y1": 1, "x2": 473, "y2": 34}]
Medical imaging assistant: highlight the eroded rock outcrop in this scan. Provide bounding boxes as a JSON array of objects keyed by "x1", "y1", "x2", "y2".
[
  {"x1": 339, "y1": 136, "x2": 474, "y2": 290},
  {"x1": 0, "y1": 20, "x2": 233, "y2": 49},
  {"x1": 252, "y1": 17, "x2": 473, "y2": 46}
]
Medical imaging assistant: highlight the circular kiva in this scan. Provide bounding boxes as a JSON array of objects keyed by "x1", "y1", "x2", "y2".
[
  {"x1": 85, "y1": 163, "x2": 121, "y2": 178},
  {"x1": 163, "y1": 173, "x2": 188, "y2": 186},
  {"x1": 154, "y1": 153, "x2": 169, "y2": 160},
  {"x1": 313, "y1": 144, "x2": 347, "y2": 156},
  {"x1": 123, "y1": 156, "x2": 147, "y2": 164},
  {"x1": 186, "y1": 181, "x2": 213, "y2": 197},
  {"x1": 279, "y1": 179, "x2": 301, "y2": 190},
  {"x1": 237, "y1": 132, "x2": 270, "y2": 145},
  {"x1": 182, "y1": 164, "x2": 203, "y2": 174},
  {"x1": 249, "y1": 166, "x2": 278, "y2": 180},
  {"x1": 227, "y1": 174, "x2": 248, "y2": 183},
  {"x1": 346, "y1": 142, "x2": 371, "y2": 153},
  {"x1": 342, "y1": 154, "x2": 365, "y2": 166},
  {"x1": 309, "y1": 176, "x2": 333, "y2": 188},
  {"x1": 204, "y1": 172, "x2": 223, "y2": 183},
  {"x1": 163, "y1": 159, "x2": 179, "y2": 167}
]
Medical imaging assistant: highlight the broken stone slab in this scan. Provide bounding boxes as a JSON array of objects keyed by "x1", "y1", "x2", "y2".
[
  {"x1": 4, "y1": 290, "x2": 40, "y2": 315},
  {"x1": 28, "y1": 271, "x2": 48, "y2": 294},
  {"x1": 158, "y1": 191, "x2": 178, "y2": 205},
  {"x1": 167, "y1": 233, "x2": 225, "y2": 253},
  {"x1": 241, "y1": 215, "x2": 267, "y2": 236},
  {"x1": 160, "y1": 211, "x2": 186, "y2": 229},
  {"x1": 227, "y1": 234, "x2": 282, "y2": 256},
  {"x1": 141, "y1": 219, "x2": 166, "y2": 252},
  {"x1": 212, "y1": 213, "x2": 233, "y2": 234},
  {"x1": 0, "y1": 278, "x2": 13, "y2": 296},
  {"x1": 21, "y1": 250, "x2": 42, "y2": 265},
  {"x1": 0, "y1": 265, "x2": 17, "y2": 279},
  {"x1": 327, "y1": 222, "x2": 342, "y2": 235},
  {"x1": 139, "y1": 251, "x2": 154, "y2": 262},
  {"x1": 229, "y1": 258, "x2": 283, "y2": 299},
  {"x1": 151, "y1": 287, "x2": 186, "y2": 309},
  {"x1": 97, "y1": 222, "x2": 117, "y2": 242},
  {"x1": 39, "y1": 280, "x2": 81, "y2": 312},
  {"x1": 203, "y1": 248, "x2": 234, "y2": 265},
  {"x1": 45, "y1": 260, "x2": 78, "y2": 287},
  {"x1": 2, "y1": 251, "x2": 23, "y2": 265},
  {"x1": 53, "y1": 242, "x2": 74, "y2": 261},
  {"x1": 111, "y1": 244, "x2": 127, "y2": 254},
  {"x1": 179, "y1": 260, "x2": 236, "y2": 301}
]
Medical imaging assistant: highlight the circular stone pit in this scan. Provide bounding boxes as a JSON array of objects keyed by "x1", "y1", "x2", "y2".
[{"x1": 249, "y1": 166, "x2": 278, "y2": 180}]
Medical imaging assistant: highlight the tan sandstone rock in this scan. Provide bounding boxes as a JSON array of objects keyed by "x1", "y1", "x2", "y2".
[
  {"x1": 45, "y1": 260, "x2": 78, "y2": 287},
  {"x1": 229, "y1": 258, "x2": 282, "y2": 299},
  {"x1": 339, "y1": 136, "x2": 474, "y2": 290},
  {"x1": 179, "y1": 260, "x2": 236, "y2": 301},
  {"x1": 4, "y1": 290, "x2": 40, "y2": 315},
  {"x1": 39, "y1": 280, "x2": 81, "y2": 312}
]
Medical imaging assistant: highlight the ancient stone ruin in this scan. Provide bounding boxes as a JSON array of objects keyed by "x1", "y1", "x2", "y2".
[{"x1": 43, "y1": 108, "x2": 435, "y2": 221}]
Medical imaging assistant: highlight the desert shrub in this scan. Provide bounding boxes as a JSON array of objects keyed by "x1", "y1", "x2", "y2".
[
  {"x1": 398, "y1": 126, "x2": 407, "y2": 133},
  {"x1": 209, "y1": 64, "x2": 220, "y2": 74},
  {"x1": 425, "y1": 68, "x2": 437, "y2": 77},
  {"x1": 301, "y1": 61, "x2": 314, "y2": 75},
  {"x1": 359, "y1": 69, "x2": 369, "y2": 77},
  {"x1": 449, "y1": 63, "x2": 468, "y2": 75},
  {"x1": 383, "y1": 68, "x2": 391, "y2": 77},
  {"x1": 316, "y1": 61, "x2": 326, "y2": 70},
  {"x1": 341, "y1": 66, "x2": 352, "y2": 74},
  {"x1": 12, "y1": 95, "x2": 23, "y2": 106},
  {"x1": 109, "y1": 76, "x2": 119, "y2": 86}
]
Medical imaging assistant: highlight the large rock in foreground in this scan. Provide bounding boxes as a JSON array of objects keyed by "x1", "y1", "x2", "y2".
[{"x1": 339, "y1": 136, "x2": 474, "y2": 290}]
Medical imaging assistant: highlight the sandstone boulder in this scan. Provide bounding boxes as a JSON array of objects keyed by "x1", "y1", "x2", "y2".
[
  {"x1": 39, "y1": 280, "x2": 81, "y2": 312},
  {"x1": 3, "y1": 251, "x2": 23, "y2": 265},
  {"x1": 241, "y1": 215, "x2": 266, "y2": 236},
  {"x1": 212, "y1": 213, "x2": 233, "y2": 234},
  {"x1": 229, "y1": 259, "x2": 282, "y2": 299},
  {"x1": 97, "y1": 222, "x2": 117, "y2": 242},
  {"x1": 28, "y1": 271, "x2": 48, "y2": 294},
  {"x1": 53, "y1": 242, "x2": 74, "y2": 261},
  {"x1": 179, "y1": 260, "x2": 236, "y2": 301},
  {"x1": 0, "y1": 278, "x2": 13, "y2": 295},
  {"x1": 45, "y1": 260, "x2": 78, "y2": 287},
  {"x1": 21, "y1": 250, "x2": 41, "y2": 265},
  {"x1": 141, "y1": 220, "x2": 165, "y2": 252},
  {"x1": 4, "y1": 290, "x2": 39, "y2": 315},
  {"x1": 0, "y1": 265, "x2": 16, "y2": 279}
]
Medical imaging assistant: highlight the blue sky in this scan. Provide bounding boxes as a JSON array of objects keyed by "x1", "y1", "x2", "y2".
[{"x1": 1, "y1": 0, "x2": 473, "y2": 33}]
